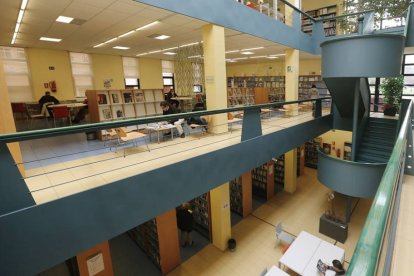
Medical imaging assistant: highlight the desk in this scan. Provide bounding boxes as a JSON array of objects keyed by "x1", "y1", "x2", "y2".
[
  {"x1": 279, "y1": 231, "x2": 344, "y2": 276},
  {"x1": 264, "y1": 265, "x2": 290, "y2": 276},
  {"x1": 145, "y1": 124, "x2": 176, "y2": 143},
  {"x1": 171, "y1": 97, "x2": 193, "y2": 112},
  {"x1": 48, "y1": 103, "x2": 87, "y2": 118}
]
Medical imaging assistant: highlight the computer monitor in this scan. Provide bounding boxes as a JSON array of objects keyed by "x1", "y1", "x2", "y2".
[{"x1": 193, "y1": 85, "x2": 202, "y2": 93}]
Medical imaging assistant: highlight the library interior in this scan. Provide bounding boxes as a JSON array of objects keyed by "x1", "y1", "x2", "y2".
[{"x1": 1, "y1": 0, "x2": 414, "y2": 275}]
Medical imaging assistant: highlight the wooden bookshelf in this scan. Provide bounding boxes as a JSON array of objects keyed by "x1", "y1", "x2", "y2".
[
  {"x1": 273, "y1": 155, "x2": 285, "y2": 193},
  {"x1": 128, "y1": 209, "x2": 180, "y2": 275},
  {"x1": 302, "y1": 5, "x2": 337, "y2": 36},
  {"x1": 305, "y1": 137, "x2": 322, "y2": 169},
  {"x1": 252, "y1": 160, "x2": 275, "y2": 200},
  {"x1": 229, "y1": 171, "x2": 252, "y2": 217},
  {"x1": 191, "y1": 193, "x2": 212, "y2": 240}
]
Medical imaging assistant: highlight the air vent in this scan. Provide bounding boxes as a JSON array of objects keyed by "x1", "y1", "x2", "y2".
[
  {"x1": 147, "y1": 34, "x2": 162, "y2": 39},
  {"x1": 70, "y1": 19, "x2": 87, "y2": 26}
]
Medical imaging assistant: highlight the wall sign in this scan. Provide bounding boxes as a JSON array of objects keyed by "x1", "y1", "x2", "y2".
[{"x1": 86, "y1": 252, "x2": 105, "y2": 276}]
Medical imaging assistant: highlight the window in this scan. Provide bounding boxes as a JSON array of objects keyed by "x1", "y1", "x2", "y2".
[
  {"x1": 162, "y1": 61, "x2": 174, "y2": 91},
  {"x1": 0, "y1": 47, "x2": 33, "y2": 102},
  {"x1": 70, "y1": 52, "x2": 93, "y2": 97},
  {"x1": 123, "y1": 57, "x2": 140, "y2": 89}
]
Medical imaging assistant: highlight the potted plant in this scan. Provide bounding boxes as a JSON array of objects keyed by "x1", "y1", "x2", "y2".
[{"x1": 381, "y1": 76, "x2": 404, "y2": 116}]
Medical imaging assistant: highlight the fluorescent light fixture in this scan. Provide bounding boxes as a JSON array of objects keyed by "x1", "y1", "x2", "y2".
[
  {"x1": 148, "y1": 50, "x2": 162, "y2": 54},
  {"x1": 11, "y1": 32, "x2": 17, "y2": 44},
  {"x1": 104, "y1": 37, "x2": 118, "y2": 44},
  {"x1": 269, "y1": 53, "x2": 286, "y2": 57},
  {"x1": 56, "y1": 16, "x2": 74, "y2": 24},
  {"x1": 15, "y1": 23, "x2": 21, "y2": 33},
  {"x1": 154, "y1": 35, "x2": 170, "y2": 40},
  {"x1": 17, "y1": 10, "x2": 24, "y2": 23},
  {"x1": 267, "y1": 56, "x2": 279, "y2": 59},
  {"x1": 118, "y1": 30, "x2": 135, "y2": 38},
  {"x1": 241, "y1": 47, "x2": 264, "y2": 51},
  {"x1": 240, "y1": 51, "x2": 254, "y2": 55},
  {"x1": 163, "y1": 52, "x2": 176, "y2": 55},
  {"x1": 113, "y1": 46, "x2": 130, "y2": 50},
  {"x1": 232, "y1": 57, "x2": 248, "y2": 60},
  {"x1": 163, "y1": 46, "x2": 178, "y2": 51},
  {"x1": 136, "y1": 53, "x2": 148, "y2": 56},
  {"x1": 226, "y1": 59, "x2": 237, "y2": 63},
  {"x1": 93, "y1": 43, "x2": 106, "y2": 48},
  {"x1": 179, "y1": 42, "x2": 199, "y2": 47},
  {"x1": 188, "y1": 55, "x2": 201, "y2": 58},
  {"x1": 225, "y1": 50, "x2": 240, "y2": 54},
  {"x1": 21, "y1": 0, "x2": 28, "y2": 10},
  {"x1": 250, "y1": 56, "x2": 267, "y2": 59},
  {"x1": 136, "y1": 21, "x2": 159, "y2": 31},
  {"x1": 40, "y1": 37, "x2": 62, "y2": 42}
]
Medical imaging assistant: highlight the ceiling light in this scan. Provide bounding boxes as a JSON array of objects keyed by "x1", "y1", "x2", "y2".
[
  {"x1": 93, "y1": 43, "x2": 105, "y2": 48},
  {"x1": 11, "y1": 33, "x2": 17, "y2": 45},
  {"x1": 163, "y1": 52, "x2": 176, "y2": 55},
  {"x1": 269, "y1": 54, "x2": 286, "y2": 57},
  {"x1": 226, "y1": 59, "x2": 237, "y2": 63},
  {"x1": 179, "y1": 42, "x2": 200, "y2": 47},
  {"x1": 136, "y1": 21, "x2": 159, "y2": 31},
  {"x1": 240, "y1": 51, "x2": 254, "y2": 55},
  {"x1": 148, "y1": 50, "x2": 162, "y2": 54},
  {"x1": 233, "y1": 57, "x2": 248, "y2": 60},
  {"x1": 119, "y1": 30, "x2": 135, "y2": 38},
  {"x1": 188, "y1": 55, "x2": 201, "y2": 58},
  {"x1": 136, "y1": 53, "x2": 148, "y2": 56},
  {"x1": 104, "y1": 37, "x2": 117, "y2": 44},
  {"x1": 15, "y1": 23, "x2": 21, "y2": 33},
  {"x1": 56, "y1": 16, "x2": 74, "y2": 24},
  {"x1": 17, "y1": 10, "x2": 24, "y2": 23},
  {"x1": 250, "y1": 56, "x2": 267, "y2": 59},
  {"x1": 113, "y1": 46, "x2": 130, "y2": 50},
  {"x1": 267, "y1": 56, "x2": 279, "y2": 59},
  {"x1": 241, "y1": 47, "x2": 264, "y2": 51},
  {"x1": 21, "y1": 0, "x2": 28, "y2": 10},
  {"x1": 154, "y1": 35, "x2": 170, "y2": 40},
  {"x1": 40, "y1": 37, "x2": 62, "y2": 42},
  {"x1": 225, "y1": 50, "x2": 240, "y2": 54}
]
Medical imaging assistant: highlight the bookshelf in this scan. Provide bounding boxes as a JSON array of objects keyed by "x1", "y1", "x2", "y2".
[
  {"x1": 305, "y1": 137, "x2": 322, "y2": 169},
  {"x1": 191, "y1": 193, "x2": 211, "y2": 240},
  {"x1": 302, "y1": 5, "x2": 337, "y2": 36},
  {"x1": 273, "y1": 155, "x2": 285, "y2": 192},
  {"x1": 344, "y1": 142, "x2": 352, "y2": 161},
  {"x1": 128, "y1": 209, "x2": 180, "y2": 274},
  {"x1": 229, "y1": 171, "x2": 252, "y2": 217},
  {"x1": 86, "y1": 89, "x2": 164, "y2": 139},
  {"x1": 252, "y1": 160, "x2": 275, "y2": 200}
]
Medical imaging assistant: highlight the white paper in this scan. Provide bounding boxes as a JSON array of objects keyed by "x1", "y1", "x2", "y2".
[{"x1": 87, "y1": 253, "x2": 105, "y2": 276}]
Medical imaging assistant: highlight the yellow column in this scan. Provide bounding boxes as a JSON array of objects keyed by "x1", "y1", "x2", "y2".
[
  {"x1": 210, "y1": 182, "x2": 231, "y2": 251},
  {"x1": 202, "y1": 24, "x2": 228, "y2": 134},
  {"x1": 0, "y1": 59, "x2": 25, "y2": 176},
  {"x1": 284, "y1": 150, "x2": 297, "y2": 193}
]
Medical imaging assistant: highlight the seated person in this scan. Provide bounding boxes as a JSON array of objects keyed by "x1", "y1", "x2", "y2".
[
  {"x1": 165, "y1": 89, "x2": 180, "y2": 109},
  {"x1": 317, "y1": 259, "x2": 345, "y2": 275},
  {"x1": 38, "y1": 91, "x2": 59, "y2": 117},
  {"x1": 160, "y1": 101, "x2": 185, "y2": 138}
]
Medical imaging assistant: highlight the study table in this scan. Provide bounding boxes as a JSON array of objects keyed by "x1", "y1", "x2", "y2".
[
  {"x1": 145, "y1": 124, "x2": 176, "y2": 143},
  {"x1": 278, "y1": 231, "x2": 344, "y2": 276}
]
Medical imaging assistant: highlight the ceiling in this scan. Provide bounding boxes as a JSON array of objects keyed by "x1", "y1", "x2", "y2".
[{"x1": 0, "y1": 0, "x2": 320, "y2": 64}]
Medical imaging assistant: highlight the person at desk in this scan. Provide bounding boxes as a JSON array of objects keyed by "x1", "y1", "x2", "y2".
[
  {"x1": 38, "y1": 91, "x2": 59, "y2": 117},
  {"x1": 165, "y1": 88, "x2": 180, "y2": 109},
  {"x1": 160, "y1": 101, "x2": 185, "y2": 138},
  {"x1": 317, "y1": 259, "x2": 345, "y2": 275}
]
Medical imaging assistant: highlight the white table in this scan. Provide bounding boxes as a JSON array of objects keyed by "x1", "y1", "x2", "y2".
[
  {"x1": 264, "y1": 265, "x2": 290, "y2": 276},
  {"x1": 145, "y1": 124, "x2": 176, "y2": 143},
  {"x1": 279, "y1": 231, "x2": 344, "y2": 276}
]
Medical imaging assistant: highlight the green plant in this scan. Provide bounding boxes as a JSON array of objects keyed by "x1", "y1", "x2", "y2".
[{"x1": 380, "y1": 76, "x2": 404, "y2": 115}]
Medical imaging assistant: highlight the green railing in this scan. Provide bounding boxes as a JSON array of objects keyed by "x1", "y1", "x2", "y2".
[{"x1": 347, "y1": 100, "x2": 412, "y2": 275}]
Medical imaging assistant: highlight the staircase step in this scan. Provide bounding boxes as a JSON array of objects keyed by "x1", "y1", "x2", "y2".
[
  {"x1": 356, "y1": 153, "x2": 388, "y2": 163},
  {"x1": 358, "y1": 147, "x2": 392, "y2": 158},
  {"x1": 365, "y1": 130, "x2": 396, "y2": 138},
  {"x1": 369, "y1": 118, "x2": 398, "y2": 125},
  {"x1": 362, "y1": 135, "x2": 395, "y2": 144},
  {"x1": 360, "y1": 142, "x2": 394, "y2": 151},
  {"x1": 367, "y1": 125, "x2": 397, "y2": 131}
]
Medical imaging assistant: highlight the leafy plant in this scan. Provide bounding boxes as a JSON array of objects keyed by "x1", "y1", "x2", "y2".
[{"x1": 380, "y1": 76, "x2": 404, "y2": 115}]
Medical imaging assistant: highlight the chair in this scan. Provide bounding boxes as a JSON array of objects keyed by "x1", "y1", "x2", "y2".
[
  {"x1": 25, "y1": 103, "x2": 48, "y2": 129},
  {"x1": 275, "y1": 223, "x2": 295, "y2": 245},
  {"x1": 52, "y1": 106, "x2": 71, "y2": 127},
  {"x1": 114, "y1": 127, "x2": 150, "y2": 157}
]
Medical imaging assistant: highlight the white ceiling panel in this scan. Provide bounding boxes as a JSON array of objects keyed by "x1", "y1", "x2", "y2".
[
  {"x1": 63, "y1": 2, "x2": 104, "y2": 20},
  {"x1": 45, "y1": 23, "x2": 80, "y2": 39},
  {"x1": 74, "y1": 0, "x2": 117, "y2": 9},
  {"x1": 108, "y1": 1, "x2": 145, "y2": 15}
]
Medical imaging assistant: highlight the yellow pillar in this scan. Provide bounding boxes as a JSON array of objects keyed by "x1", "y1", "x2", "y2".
[
  {"x1": 0, "y1": 59, "x2": 25, "y2": 176},
  {"x1": 284, "y1": 149, "x2": 297, "y2": 193},
  {"x1": 202, "y1": 24, "x2": 228, "y2": 134},
  {"x1": 210, "y1": 182, "x2": 231, "y2": 251}
]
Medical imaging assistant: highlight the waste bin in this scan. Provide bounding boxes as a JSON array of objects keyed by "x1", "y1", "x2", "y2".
[{"x1": 228, "y1": 238, "x2": 236, "y2": 251}]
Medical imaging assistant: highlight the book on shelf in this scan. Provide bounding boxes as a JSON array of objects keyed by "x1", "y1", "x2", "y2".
[
  {"x1": 98, "y1": 94, "x2": 108, "y2": 105},
  {"x1": 115, "y1": 109, "x2": 124, "y2": 118},
  {"x1": 123, "y1": 92, "x2": 133, "y2": 103},
  {"x1": 111, "y1": 93, "x2": 120, "y2": 104},
  {"x1": 101, "y1": 108, "x2": 112, "y2": 120},
  {"x1": 134, "y1": 90, "x2": 145, "y2": 102}
]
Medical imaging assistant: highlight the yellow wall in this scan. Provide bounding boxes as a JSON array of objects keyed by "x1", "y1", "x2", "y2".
[
  {"x1": 91, "y1": 54, "x2": 124, "y2": 89},
  {"x1": 26, "y1": 48, "x2": 75, "y2": 101},
  {"x1": 138, "y1": 58, "x2": 163, "y2": 89},
  {"x1": 210, "y1": 183, "x2": 231, "y2": 251},
  {"x1": 226, "y1": 59, "x2": 321, "y2": 77},
  {"x1": 319, "y1": 130, "x2": 352, "y2": 159},
  {"x1": 302, "y1": 0, "x2": 343, "y2": 12}
]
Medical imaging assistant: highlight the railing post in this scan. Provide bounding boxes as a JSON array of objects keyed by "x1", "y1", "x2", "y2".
[{"x1": 314, "y1": 99, "x2": 322, "y2": 118}]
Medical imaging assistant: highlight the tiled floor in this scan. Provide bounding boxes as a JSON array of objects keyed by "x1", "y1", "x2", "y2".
[{"x1": 168, "y1": 168, "x2": 372, "y2": 276}]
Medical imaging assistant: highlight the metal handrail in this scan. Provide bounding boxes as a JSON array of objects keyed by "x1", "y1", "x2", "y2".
[
  {"x1": 314, "y1": 9, "x2": 375, "y2": 22},
  {"x1": 347, "y1": 100, "x2": 412, "y2": 275},
  {"x1": 0, "y1": 97, "x2": 331, "y2": 144},
  {"x1": 279, "y1": 0, "x2": 315, "y2": 22}
]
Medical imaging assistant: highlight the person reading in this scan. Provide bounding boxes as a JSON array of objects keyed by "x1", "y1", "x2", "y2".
[
  {"x1": 160, "y1": 101, "x2": 185, "y2": 138},
  {"x1": 317, "y1": 259, "x2": 345, "y2": 275},
  {"x1": 38, "y1": 91, "x2": 59, "y2": 117}
]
